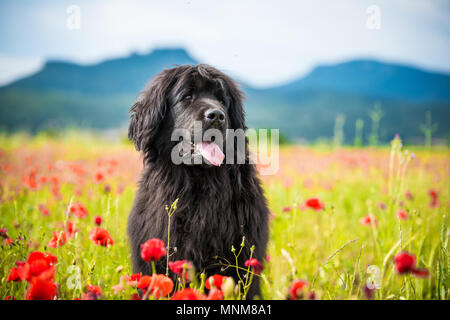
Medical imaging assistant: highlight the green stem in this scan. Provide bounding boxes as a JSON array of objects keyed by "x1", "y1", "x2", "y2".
[
  {"x1": 151, "y1": 261, "x2": 156, "y2": 275},
  {"x1": 165, "y1": 199, "x2": 179, "y2": 277},
  {"x1": 199, "y1": 273, "x2": 206, "y2": 293},
  {"x1": 166, "y1": 215, "x2": 171, "y2": 277}
]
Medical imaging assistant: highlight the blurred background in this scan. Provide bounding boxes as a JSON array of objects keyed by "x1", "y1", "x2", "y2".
[{"x1": 0, "y1": 0, "x2": 449, "y2": 146}]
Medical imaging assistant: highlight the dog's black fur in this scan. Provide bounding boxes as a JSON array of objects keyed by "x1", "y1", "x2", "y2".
[{"x1": 127, "y1": 64, "x2": 269, "y2": 299}]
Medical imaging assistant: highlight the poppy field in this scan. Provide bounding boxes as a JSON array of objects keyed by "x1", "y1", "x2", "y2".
[{"x1": 0, "y1": 132, "x2": 448, "y2": 300}]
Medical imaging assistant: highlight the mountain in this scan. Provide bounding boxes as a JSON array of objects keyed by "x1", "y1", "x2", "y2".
[
  {"x1": 269, "y1": 59, "x2": 450, "y2": 103},
  {"x1": 0, "y1": 48, "x2": 198, "y2": 131},
  {"x1": 244, "y1": 59, "x2": 450, "y2": 142},
  {"x1": 0, "y1": 48, "x2": 449, "y2": 144},
  {"x1": 2, "y1": 48, "x2": 197, "y2": 95}
]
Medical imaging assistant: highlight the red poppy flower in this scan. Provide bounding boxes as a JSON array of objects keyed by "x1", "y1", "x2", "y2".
[
  {"x1": 1, "y1": 163, "x2": 13, "y2": 173},
  {"x1": 0, "y1": 228, "x2": 10, "y2": 244},
  {"x1": 74, "y1": 187, "x2": 83, "y2": 196},
  {"x1": 394, "y1": 252, "x2": 415, "y2": 274},
  {"x1": 22, "y1": 171, "x2": 38, "y2": 190},
  {"x1": 2, "y1": 237, "x2": 13, "y2": 245},
  {"x1": 205, "y1": 274, "x2": 228, "y2": 290},
  {"x1": 308, "y1": 291, "x2": 317, "y2": 300},
  {"x1": 130, "y1": 294, "x2": 141, "y2": 300},
  {"x1": 363, "y1": 284, "x2": 375, "y2": 300},
  {"x1": 26, "y1": 277, "x2": 57, "y2": 300},
  {"x1": 169, "y1": 260, "x2": 193, "y2": 281},
  {"x1": 89, "y1": 227, "x2": 114, "y2": 247},
  {"x1": 207, "y1": 288, "x2": 224, "y2": 300},
  {"x1": 137, "y1": 275, "x2": 152, "y2": 291},
  {"x1": 410, "y1": 268, "x2": 430, "y2": 278},
  {"x1": 4, "y1": 296, "x2": 16, "y2": 300},
  {"x1": 81, "y1": 285, "x2": 103, "y2": 300},
  {"x1": 0, "y1": 228, "x2": 8, "y2": 239},
  {"x1": 396, "y1": 210, "x2": 408, "y2": 220},
  {"x1": 7, "y1": 266, "x2": 22, "y2": 282},
  {"x1": 126, "y1": 273, "x2": 142, "y2": 287},
  {"x1": 48, "y1": 231, "x2": 68, "y2": 248},
  {"x1": 38, "y1": 204, "x2": 50, "y2": 216},
  {"x1": 282, "y1": 206, "x2": 292, "y2": 213},
  {"x1": 170, "y1": 288, "x2": 206, "y2": 300},
  {"x1": 88, "y1": 285, "x2": 102, "y2": 295},
  {"x1": 288, "y1": 279, "x2": 308, "y2": 300},
  {"x1": 18, "y1": 251, "x2": 57, "y2": 282},
  {"x1": 94, "y1": 172, "x2": 104, "y2": 183},
  {"x1": 68, "y1": 202, "x2": 88, "y2": 218},
  {"x1": 51, "y1": 184, "x2": 61, "y2": 199},
  {"x1": 394, "y1": 251, "x2": 429, "y2": 278},
  {"x1": 304, "y1": 197, "x2": 325, "y2": 211},
  {"x1": 49, "y1": 175, "x2": 59, "y2": 184},
  {"x1": 428, "y1": 189, "x2": 438, "y2": 199},
  {"x1": 404, "y1": 190, "x2": 413, "y2": 200},
  {"x1": 140, "y1": 238, "x2": 167, "y2": 262},
  {"x1": 137, "y1": 274, "x2": 174, "y2": 299},
  {"x1": 244, "y1": 258, "x2": 264, "y2": 274},
  {"x1": 65, "y1": 221, "x2": 78, "y2": 239},
  {"x1": 428, "y1": 189, "x2": 439, "y2": 208},
  {"x1": 360, "y1": 213, "x2": 378, "y2": 227},
  {"x1": 94, "y1": 216, "x2": 103, "y2": 226},
  {"x1": 150, "y1": 274, "x2": 174, "y2": 299}
]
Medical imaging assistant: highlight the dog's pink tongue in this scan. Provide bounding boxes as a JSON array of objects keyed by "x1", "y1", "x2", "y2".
[{"x1": 197, "y1": 142, "x2": 225, "y2": 166}]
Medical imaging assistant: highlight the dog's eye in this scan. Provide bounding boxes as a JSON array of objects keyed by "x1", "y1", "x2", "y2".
[{"x1": 183, "y1": 95, "x2": 193, "y2": 101}]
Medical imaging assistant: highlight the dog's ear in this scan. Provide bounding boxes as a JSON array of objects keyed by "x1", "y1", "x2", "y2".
[
  {"x1": 128, "y1": 71, "x2": 173, "y2": 158},
  {"x1": 222, "y1": 77, "x2": 247, "y2": 130}
]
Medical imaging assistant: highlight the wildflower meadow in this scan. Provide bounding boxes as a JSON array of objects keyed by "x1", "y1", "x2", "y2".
[{"x1": 0, "y1": 132, "x2": 448, "y2": 300}]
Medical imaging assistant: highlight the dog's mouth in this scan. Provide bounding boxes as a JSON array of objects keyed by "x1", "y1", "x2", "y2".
[{"x1": 178, "y1": 138, "x2": 225, "y2": 167}]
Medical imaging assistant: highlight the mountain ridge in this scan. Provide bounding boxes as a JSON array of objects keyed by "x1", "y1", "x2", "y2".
[
  {"x1": 0, "y1": 48, "x2": 449, "y2": 143},
  {"x1": 267, "y1": 59, "x2": 450, "y2": 103}
]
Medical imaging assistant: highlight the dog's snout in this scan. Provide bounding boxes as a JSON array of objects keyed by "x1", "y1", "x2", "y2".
[{"x1": 204, "y1": 109, "x2": 225, "y2": 125}]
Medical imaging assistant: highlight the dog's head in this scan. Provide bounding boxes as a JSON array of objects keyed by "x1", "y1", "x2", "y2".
[{"x1": 129, "y1": 64, "x2": 246, "y2": 166}]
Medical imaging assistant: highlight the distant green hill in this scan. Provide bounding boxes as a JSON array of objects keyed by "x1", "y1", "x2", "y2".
[
  {"x1": 2, "y1": 48, "x2": 197, "y2": 95},
  {"x1": 269, "y1": 59, "x2": 450, "y2": 102},
  {"x1": 0, "y1": 48, "x2": 449, "y2": 144}
]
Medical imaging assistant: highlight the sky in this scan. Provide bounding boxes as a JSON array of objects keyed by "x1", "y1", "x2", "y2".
[{"x1": 0, "y1": 0, "x2": 449, "y2": 87}]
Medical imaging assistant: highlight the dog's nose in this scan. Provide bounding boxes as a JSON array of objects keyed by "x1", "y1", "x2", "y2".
[{"x1": 204, "y1": 109, "x2": 225, "y2": 125}]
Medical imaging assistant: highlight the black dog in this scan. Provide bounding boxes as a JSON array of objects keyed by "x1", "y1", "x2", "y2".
[{"x1": 127, "y1": 64, "x2": 269, "y2": 299}]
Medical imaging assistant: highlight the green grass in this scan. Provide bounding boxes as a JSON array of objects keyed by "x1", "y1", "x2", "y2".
[{"x1": 0, "y1": 133, "x2": 448, "y2": 300}]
